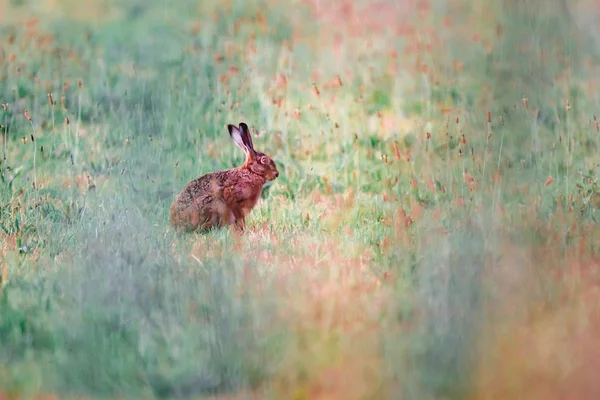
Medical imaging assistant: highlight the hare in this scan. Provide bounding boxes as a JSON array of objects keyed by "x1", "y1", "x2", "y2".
[{"x1": 170, "y1": 122, "x2": 279, "y2": 233}]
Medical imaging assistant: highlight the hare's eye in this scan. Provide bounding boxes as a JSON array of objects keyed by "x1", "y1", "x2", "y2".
[{"x1": 260, "y1": 156, "x2": 269, "y2": 165}]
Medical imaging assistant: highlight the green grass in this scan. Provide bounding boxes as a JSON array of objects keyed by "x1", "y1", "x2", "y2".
[{"x1": 1, "y1": 0, "x2": 600, "y2": 399}]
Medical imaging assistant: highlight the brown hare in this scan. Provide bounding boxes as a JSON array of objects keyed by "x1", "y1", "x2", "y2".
[{"x1": 170, "y1": 122, "x2": 279, "y2": 233}]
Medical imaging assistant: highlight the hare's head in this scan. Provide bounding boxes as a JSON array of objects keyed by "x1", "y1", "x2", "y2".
[{"x1": 228, "y1": 122, "x2": 279, "y2": 181}]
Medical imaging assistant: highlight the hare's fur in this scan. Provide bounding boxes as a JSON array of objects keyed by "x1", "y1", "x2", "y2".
[{"x1": 170, "y1": 122, "x2": 279, "y2": 233}]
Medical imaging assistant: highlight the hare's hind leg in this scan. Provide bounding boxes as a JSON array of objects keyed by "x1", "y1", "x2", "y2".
[{"x1": 171, "y1": 207, "x2": 200, "y2": 232}]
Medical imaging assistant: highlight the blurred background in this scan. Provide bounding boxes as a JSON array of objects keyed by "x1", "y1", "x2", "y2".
[{"x1": 1, "y1": 0, "x2": 600, "y2": 399}]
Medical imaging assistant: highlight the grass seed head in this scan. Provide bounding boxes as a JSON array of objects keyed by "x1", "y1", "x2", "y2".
[{"x1": 312, "y1": 83, "x2": 320, "y2": 96}]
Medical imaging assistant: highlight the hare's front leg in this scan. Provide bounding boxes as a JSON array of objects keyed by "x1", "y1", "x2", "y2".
[
  {"x1": 224, "y1": 185, "x2": 258, "y2": 233},
  {"x1": 235, "y1": 216, "x2": 246, "y2": 232},
  {"x1": 230, "y1": 206, "x2": 246, "y2": 232}
]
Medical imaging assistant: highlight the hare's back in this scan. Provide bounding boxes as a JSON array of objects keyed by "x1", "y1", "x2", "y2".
[{"x1": 175, "y1": 171, "x2": 222, "y2": 204}]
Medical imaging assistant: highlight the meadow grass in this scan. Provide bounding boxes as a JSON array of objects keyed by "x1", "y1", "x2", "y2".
[{"x1": 1, "y1": 0, "x2": 600, "y2": 399}]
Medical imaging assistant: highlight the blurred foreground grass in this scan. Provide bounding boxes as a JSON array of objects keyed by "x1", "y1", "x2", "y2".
[{"x1": 1, "y1": 0, "x2": 600, "y2": 399}]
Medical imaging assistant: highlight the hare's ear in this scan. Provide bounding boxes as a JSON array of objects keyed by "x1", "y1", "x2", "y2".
[
  {"x1": 228, "y1": 124, "x2": 250, "y2": 156},
  {"x1": 239, "y1": 122, "x2": 254, "y2": 151}
]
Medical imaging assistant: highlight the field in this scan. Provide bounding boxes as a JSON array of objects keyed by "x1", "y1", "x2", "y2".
[{"x1": 1, "y1": 0, "x2": 600, "y2": 399}]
